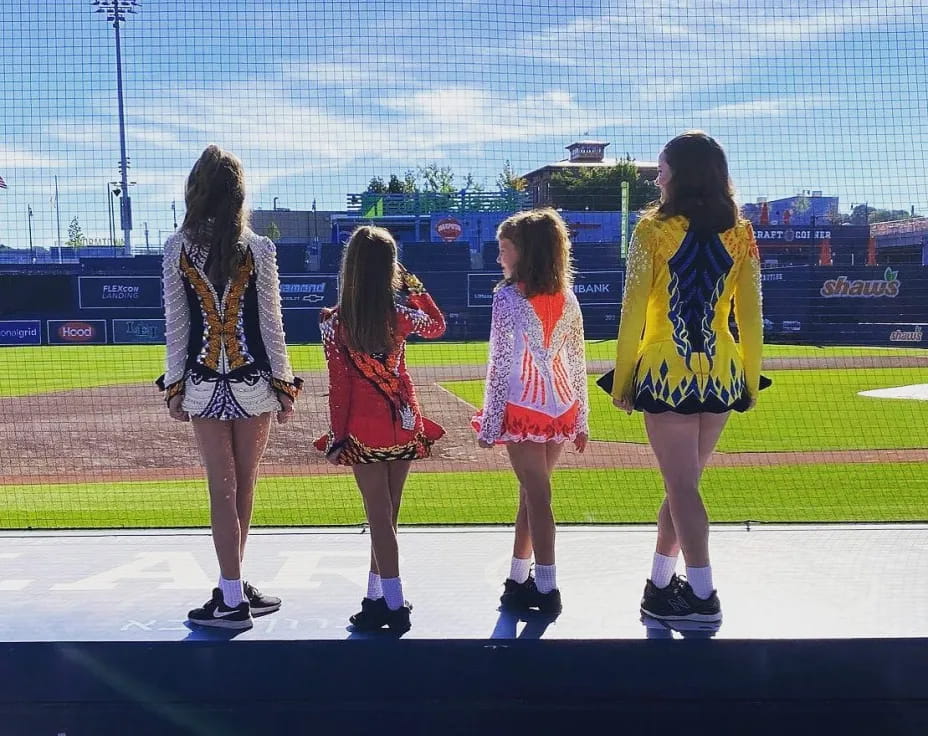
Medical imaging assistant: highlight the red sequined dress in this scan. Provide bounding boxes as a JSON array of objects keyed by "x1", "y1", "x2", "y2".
[{"x1": 313, "y1": 273, "x2": 446, "y2": 464}]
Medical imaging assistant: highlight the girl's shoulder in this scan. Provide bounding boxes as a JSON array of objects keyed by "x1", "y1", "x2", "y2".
[
  {"x1": 721, "y1": 218, "x2": 758, "y2": 258},
  {"x1": 635, "y1": 213, "x2": 687, "y2": 240},
  {"x1": 163, "y1": 228, "x2": 186, "y2": 256},
  {"x1": 492, "y1": 282, "x2": 519, "y2": 302},
  {"x1": 240, "y1": 228, "x2": 273, "y2": 255}
]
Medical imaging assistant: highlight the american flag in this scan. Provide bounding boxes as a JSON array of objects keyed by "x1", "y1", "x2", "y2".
[{"x1": 0, "y1": 175, "x2": 7, "y2": 189}]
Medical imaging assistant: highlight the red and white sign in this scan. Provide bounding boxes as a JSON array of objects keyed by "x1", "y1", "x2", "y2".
[
  {"x1": 48, "y1": 320, "x2": 108, "y2": 345},
  {"x1": 435, "y1": 217, "x2": 463, "y2": 242}
]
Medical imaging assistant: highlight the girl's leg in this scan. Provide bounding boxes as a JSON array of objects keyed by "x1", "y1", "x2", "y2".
[
  {"x1": 506, "y1": 442, "x2": 555, "y2": 565},
  {"x1": 191, "y1": 418, "x2": 243, "y2": 604},
  {"x1": 510, "y1": 443, "x2": 562, "y2": 565},
  {"x1": 509, "y1": 487, "x2": 533, "y2": 582},
  {"x1": 364, "y1": 460, "x2": 411, "y2": 601},
  {"x1": 697, "y1": 412, "x2": 729, "y2": 473},
  {"x1": 643, "y1": 412, "x2": 708, "y2": 566},
  {"x1": 230, "y1": 413, "x2": 272, "y2": 563},
  {"x1": 386, "y1": 460, "x2": 412, "y2": 529},
  {"x1": 650, "y1": 411, "x2": 729, "y2": 583},
  {"x1": 353, "y1": 462, "x2": 405, "y2": 610}
]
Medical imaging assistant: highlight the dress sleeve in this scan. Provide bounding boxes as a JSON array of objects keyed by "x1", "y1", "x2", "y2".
[
  {"x1": 158, "y1": 235, "x2": 190, "y2": 404},
  {"x1": 254, "y1": 236, "x2": 302, "y2": 401},
  {"x1": 319, "y1": 311, "x2": 350, "y2": 454},
  {"x1": 733, "y1": 222, "x2": 763, "y2": 397},
  {"x1": 397, "y1": 270, "x2": 446, "y2": 339},
  {"x1": 477, "y1": 288, "x2": 516, "y2": 444},
  {"x1": 612, "y1": 221, "x2": 655, "y2": 403},
  {"x1": 565, "y1": 294, "x2": 590, "y2": 435}
]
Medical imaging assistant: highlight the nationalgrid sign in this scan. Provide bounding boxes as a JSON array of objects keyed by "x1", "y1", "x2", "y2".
[{"x1": 0, "y1": 320, "x2": 42, "y2": 346}]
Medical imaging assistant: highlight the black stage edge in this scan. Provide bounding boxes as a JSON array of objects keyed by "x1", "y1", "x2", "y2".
[{"x1": 2, "y1": 639, "x2": 927, "y2": 735}]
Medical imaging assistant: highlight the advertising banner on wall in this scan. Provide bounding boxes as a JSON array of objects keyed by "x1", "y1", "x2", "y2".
[
  {"x1": 48, "y1": 320, "x2": 107, "y2": 345},
  {"x1": 468, "y1": 271, "x2": 624, "y2": 308},
  {"x1": 279, "y1": 275, "x2": 338, "y2": 308},
  {"x1": 112, "y1": 319, "x2": 166, "y2": 344},
  {"x1": 0, "y1": 320, "x2": 42, "y2": 346},
  {"x1": 78, "y1": 277, "x2": 163, "y2": 309}
]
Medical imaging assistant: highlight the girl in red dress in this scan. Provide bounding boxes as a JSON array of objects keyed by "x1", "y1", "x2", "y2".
[
  {"x1": 314, "y1": 226, "x2": 445, "y2": 633},
  {"x1": 473, "y1": 209, "x2": 589, "y2": 617}
]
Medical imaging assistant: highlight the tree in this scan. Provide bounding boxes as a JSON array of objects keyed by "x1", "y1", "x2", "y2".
[
  {"x1": 868, "y1": 208, "x2": 913, "y2": 223},
  {"x1": 463, "y1": 172, "x2": 485, "y2": 193},
  {"x1": 418, "y1": 163, "x2": 456, "y2": 194},
  {"x1": 497, "y1": 159, "x2": 526, "y2": 193},
  {"x1": 387, "y1": 174, "x2": 405, "y2": 194},
  {"x1": 402, "y1": 169, "x2": 418, "y2": 193},
  {"x1": 264, "y1": 221, "x2": 281, "y2": 241},
  {"x1": 366, "y1": 176, "x2": 387, "y2": 193},
  {"x1": 548, "y1": 158, "x2": 657, "y2": 211},
  {"x1": 67, "y1": 216, "x2": 85, "y2": 247}
]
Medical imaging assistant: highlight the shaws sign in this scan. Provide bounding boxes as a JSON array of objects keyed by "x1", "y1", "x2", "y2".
[{"x1": 820, "y1": 267, "x2": 900, "y2": 298}]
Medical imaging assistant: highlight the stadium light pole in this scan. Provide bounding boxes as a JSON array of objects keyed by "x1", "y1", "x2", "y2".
[
  {"x1": 92, "y1": 0, "x2": 140, "y2": 257},
  {"x1": 27, "y1": 205, "x2": 34, "y2": 262}
]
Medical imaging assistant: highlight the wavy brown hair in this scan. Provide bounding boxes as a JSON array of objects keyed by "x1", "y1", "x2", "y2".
[
  {"x1": 338, "y1": 226, "x2": 401, "y2": 354},
  {"x1": 496, "y1": 208, "x2": 573, "y2": 297},
  {"x1": 182, "y1": 144, "x2": 248, "y2": 286},
  {"x1": 649, "y1": 131, "x2": 739, "y2": 234}
]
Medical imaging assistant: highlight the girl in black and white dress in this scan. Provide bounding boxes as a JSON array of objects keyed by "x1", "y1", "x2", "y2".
[{"x1": 159, "y1": 145, "x2": 302, "y2": 630}]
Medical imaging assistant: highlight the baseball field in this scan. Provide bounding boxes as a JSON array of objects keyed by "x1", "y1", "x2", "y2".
[{"x1": 1, "y1": 341, "x2": 926, "y2": 529}]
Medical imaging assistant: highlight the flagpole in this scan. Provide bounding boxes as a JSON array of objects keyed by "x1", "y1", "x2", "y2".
[{"x1": 55, "y1": 175, "x2": 62, "y2": 263}]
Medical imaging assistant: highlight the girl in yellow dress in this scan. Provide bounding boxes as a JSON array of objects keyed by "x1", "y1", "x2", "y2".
[{"x1": 611, "y1": 131, "x2": 763, "y2": 624}]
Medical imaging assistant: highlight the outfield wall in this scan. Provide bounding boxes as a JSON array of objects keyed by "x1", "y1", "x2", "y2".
[{"x1": 1, "y1": 266, "x2": 926, "y2": 347}]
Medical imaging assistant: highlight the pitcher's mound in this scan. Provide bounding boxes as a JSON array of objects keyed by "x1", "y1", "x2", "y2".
[{"x1": 859, "y1": 384, "x2": 928, "y2": 401}]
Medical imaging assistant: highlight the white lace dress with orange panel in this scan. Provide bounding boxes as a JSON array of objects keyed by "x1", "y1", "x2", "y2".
[{"x1": 472, "y1": 284, "x2": 589, "y2": 444}]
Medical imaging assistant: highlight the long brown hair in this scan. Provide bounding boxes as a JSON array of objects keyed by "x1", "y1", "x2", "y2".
[
  {"x1": 182, "y1": 144, "x2": 248, "y2": 286},
  {"x1": 338, "y1": 226, "x2": 401, "y2": 354},
  {"x1": 496, "y1": 208, "x2": 573, "y2": 297},
  {"x1": 649, "y1": 131, "x2": 739, "y2": 234}
]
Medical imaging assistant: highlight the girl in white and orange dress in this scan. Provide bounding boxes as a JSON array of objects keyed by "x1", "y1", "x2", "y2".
[{"x1": 472, "y1": 208, "x2": 589, "y2": 616}]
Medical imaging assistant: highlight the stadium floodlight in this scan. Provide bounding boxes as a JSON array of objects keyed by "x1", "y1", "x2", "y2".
[{"x1": 91, "y1": 0, "x2": 141, "y2": 256}]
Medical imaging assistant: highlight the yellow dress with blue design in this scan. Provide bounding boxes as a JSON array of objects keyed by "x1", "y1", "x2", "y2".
[{"x1": 611, "y1": 215, "x2": 763, "y2": 414}]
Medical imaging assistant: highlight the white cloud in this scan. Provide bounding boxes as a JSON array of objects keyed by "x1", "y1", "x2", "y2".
[
  {"x1": 699, "y1": 94, "x2": 836, "y2": 119},
  {"x1": 0, "y1": 144, "x2": 65, "y2": 169}
]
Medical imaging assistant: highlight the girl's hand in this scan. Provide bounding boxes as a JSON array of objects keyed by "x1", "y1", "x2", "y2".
[
  {"x1": 478, "y1": 439, "x2": 494, "y2": 449},
  {"x1": 573, "y1": 432, "x2": 588, "y2": 453},
  {"x1": 612, "y1": 397, "x2": 634, "y2": 415},
  {"x1": 167, "y1": 394, "x2": 189, "y2": 422},
  {"x1": 277, "y1": 394, "x2": 294, "y2": 424}
]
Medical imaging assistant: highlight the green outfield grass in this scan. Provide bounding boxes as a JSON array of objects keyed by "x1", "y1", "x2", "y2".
[
  {"x1": 1, "y1": 463, "x2": 924, "y2": 529},
  {"x1": 0, "y1": 342, "x2": 925, "y2": 398},
  {"x1": 442, "y1": 367, "x2": 928, "y2": 452}
]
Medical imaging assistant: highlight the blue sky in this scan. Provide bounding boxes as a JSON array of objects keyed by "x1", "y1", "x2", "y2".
[{"x1": 1, "y1": 0, "x2": 926, "y2": 249}]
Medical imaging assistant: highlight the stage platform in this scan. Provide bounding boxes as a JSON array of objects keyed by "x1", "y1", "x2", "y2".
[{"x1": 1, "y1": 525, "x2": 927, "y2": 734}]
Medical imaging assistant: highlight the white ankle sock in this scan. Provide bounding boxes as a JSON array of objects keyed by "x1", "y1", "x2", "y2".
[
  {"x1": 218, "y1": 576, "x2": 244, "y2": 607},
  {"x1": 535, "y1": 563, "x2": 556, "y2": 594},
  {"x1": 509, "y1": 556, "x2": 531, "y2": 584},
  {"x1": 686, "y1": 565, "x2": 714, "y2": 599},
  {"x1": 382, "y1": 576, "x2": 405, "y2": 610},
  {"x1": 650, "y1": 553, "x2": 678, "y2": 589},
  {"x1": 366, "y1": 571, "x2": 383, "y2": 600}
]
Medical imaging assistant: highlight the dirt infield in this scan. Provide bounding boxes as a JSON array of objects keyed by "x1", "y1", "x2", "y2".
[{"x1": 1, "y1": 355, "x2": 926, "y2": 486}]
